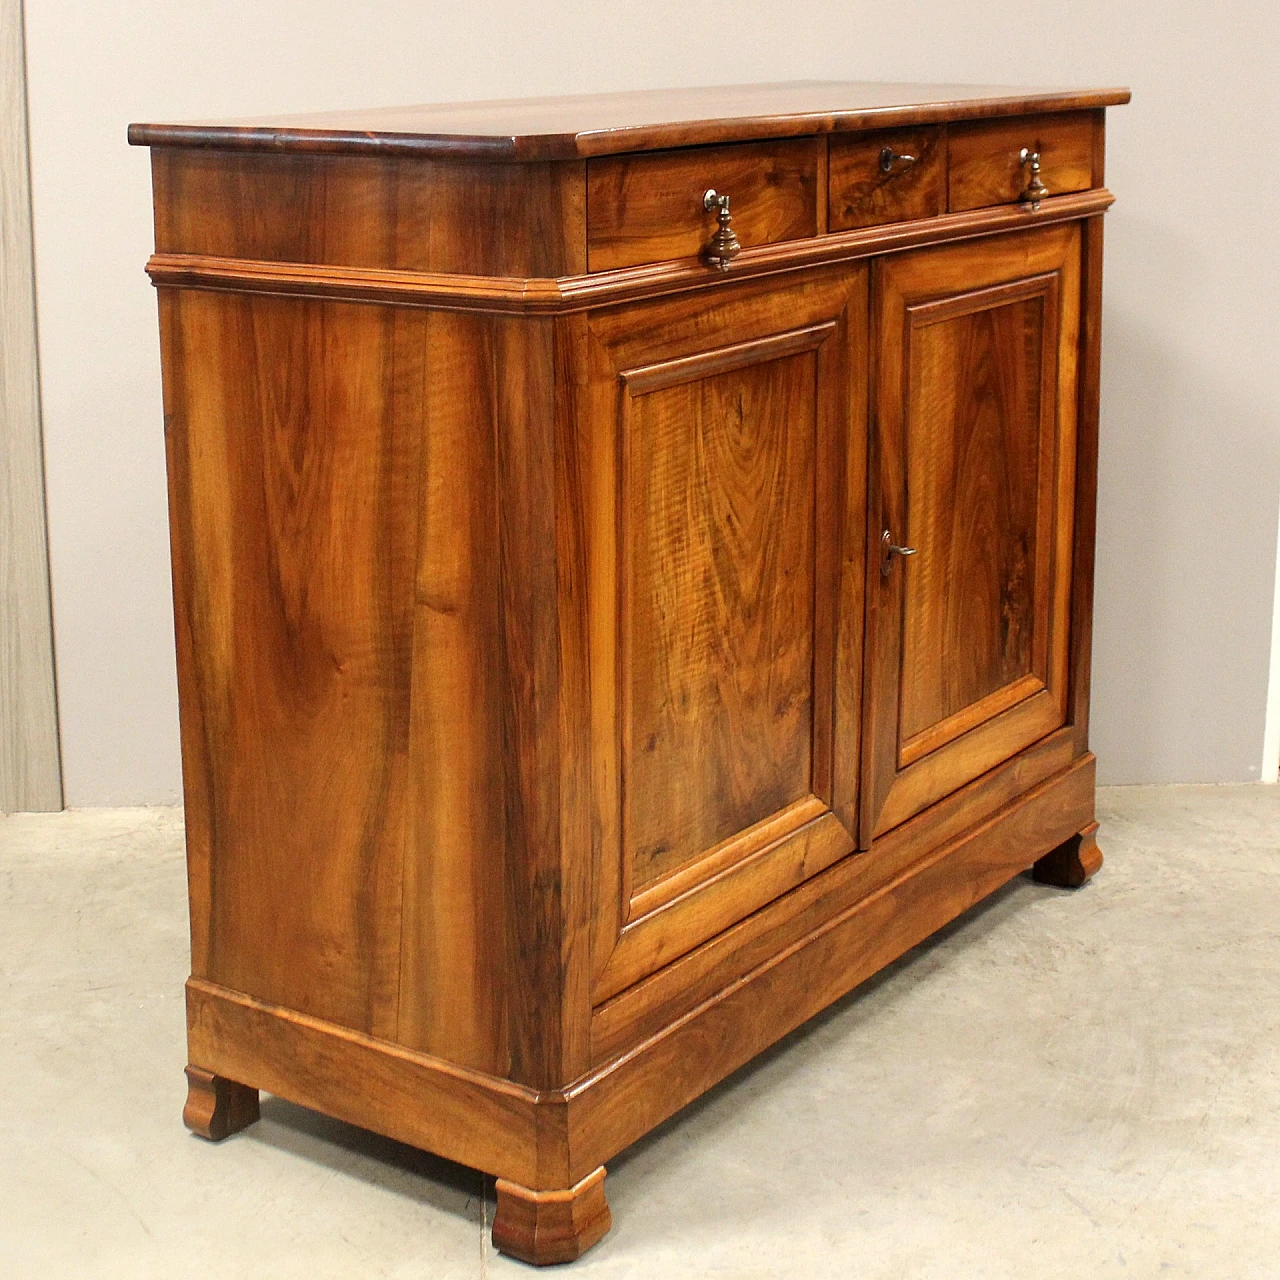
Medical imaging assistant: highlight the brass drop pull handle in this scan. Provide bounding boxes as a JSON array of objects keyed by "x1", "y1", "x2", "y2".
[
  {"x1": 702, "y1": 189, "x2": 742, "y2": 272},
  {"x1": 881, "y1": 529, "x2": 918, "y2": 576},
  {"x1": 1020, "y1": 148, "x2": 1049, "y2": 209},
  {"x1": 879, "y1": 147, "x2": 918, "y2": 174}
]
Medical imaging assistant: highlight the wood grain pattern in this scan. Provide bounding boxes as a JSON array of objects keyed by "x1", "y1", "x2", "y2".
[
  {"x1": 1071, "y1": 214, "x2": 1106, "y2": 754},
  {"x1": 144, "y1": 187, "x2": 1117, "y2": 317},
  {"x1": 591, "y1": 727, "x2": 1078, "y2": 1064},
  {"x1": 898, "y1": 277, "x2": 1055, "y2": 758},
  {"x1": 182, "y1": 1066, "x2": 260, "y2": 1141},
  {"x1": 493, "y1": 1167, "x2": 612, "y2": 1265},
  {"x1": 863, "y1": 225, "x2": 1080, "y2": 842},
  {"x1": 186, "y1": 977, "x2": 547, "y2": 1184},
  {"x1": 1090, "y1": 109, "x2": 1108, "y2": 187},
  {"x1": 569, "y1": 753, "x2": 1097, "y2": 1180},
  {"x1": 586, "y1": 139, "x2": 819, "y2": 270},
  {"x1": 948, "y1": 112, "x2": 1095, "y2": 211},
  {"x1": 395, "y1": 311, "x2": 510, "y2": 1074},
  {"x1": 128, "y1": 81, "x2": 1130, "y2": 161},
  {"x1": 152, "y1": 148, "x2": 587, "y2": 276},
  {"x1": 162, "y1": 290, "x2": 422, "y2": 1037},
  {"x1": 180, "y1": 754, "x2": 1093, "y2": 1186},
  {"x1": 489, "y1": 314, "x2": 588, "y2": 1092},
  {"x1": 0, "y1": 0, "x2": 61, "y2": 813},
  {"x1": 137, "y1": 87, "x2": 1124, "y2": 1260},
  {"x1": 623, "y1": 345, "x2": 818, "y2": 888},
  {"x1": 575, "y1": 270, "x2": 867, "y2": 1002},
  {"x1": 828, "y1": 127, "x2": 946, "y2": 230},
  {"x1": 1032, "y1": 819, "x2": 1103, "y2": 887}
]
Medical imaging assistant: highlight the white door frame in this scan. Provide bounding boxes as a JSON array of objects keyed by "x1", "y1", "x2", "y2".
[{"x1": 1, "y1": 0, "x2": 62, "y2": 812}]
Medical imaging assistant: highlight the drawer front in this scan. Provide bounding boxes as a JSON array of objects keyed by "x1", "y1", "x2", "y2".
[
  {"x1": 586, "y1": 139, "x2": 821, "y2": 271},
  {"x1": 828, "y1": 127, "x2": 945, "y2": 230},
  {"x1": 948, "y1": 112, "x2": 1096, "y2": 211}
]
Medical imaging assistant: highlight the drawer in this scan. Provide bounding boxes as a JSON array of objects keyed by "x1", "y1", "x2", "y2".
[
  {"x1": 828, "y1": 127, "x2": 945, "y2": 230},
  {"x1": 586, "y1": 138, "x2": 821, "y2": 271},
  {"x1": 948, "y1": 112, "x2": 1096, "y2": 211}
]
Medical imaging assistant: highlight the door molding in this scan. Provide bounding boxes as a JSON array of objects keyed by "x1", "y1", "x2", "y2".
[
  {"x1": 861, "y1": 225, "x2": 1080, "y2": 842},
  {"x1": 0, "y1": 0, "x2": 62, "y2": 812},
  {"x1": 575, "y1": 273, "x2": 869, "y2": 1003}
]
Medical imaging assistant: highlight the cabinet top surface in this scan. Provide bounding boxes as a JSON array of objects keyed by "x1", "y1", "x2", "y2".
[{"x1": 128, "y1": 80, "x2": 1130, "y2": 162}]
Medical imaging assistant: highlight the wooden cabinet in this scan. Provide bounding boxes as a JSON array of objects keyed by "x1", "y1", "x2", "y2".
[
  {"x1": 863, "y1": 226, "x2": 1081, "y2": 840},
  {"x1": 130, "y1": 80, "x2": 1128, "y2": 1266},
  {"x1": 586, "y1": 138, "x2": 823, "y2": 269},
  {"x1": 948, "y1": 112, "x2": 1098, "y2": 210},
  {"x1": 575, "y1": 271, "x2": 869, "y2": 1002},
  {"x1": 828, "y1": 126, "x2": 946, "y2": 229}
]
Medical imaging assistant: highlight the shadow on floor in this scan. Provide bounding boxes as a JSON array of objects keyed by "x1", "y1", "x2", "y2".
[
  {"x1": 242, "y1": 1095, "x2": 485, "y2": 1219},
  {"x1": 606, "y1": 869, "x2": 1044, "y2": 1180},
  {"x1": 228, "y1": 867, "x2": 1058, "y2": 1225}
]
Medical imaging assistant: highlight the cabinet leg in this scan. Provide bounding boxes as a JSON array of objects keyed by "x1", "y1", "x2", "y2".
[
  {"x1": 1032, "y1": 820, "x2": 1103, "y2": 888},
  {"x1": 183, "y1": 1065, "x2": 260, "y2": 1141},
  {"x1": 492, "y1": 1166, "x2": 612, "y2": 1265}
]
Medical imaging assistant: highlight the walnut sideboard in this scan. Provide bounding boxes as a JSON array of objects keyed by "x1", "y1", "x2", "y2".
[{"x1": 129, "y1": 80, "x2": 1129, "y2": 1264}]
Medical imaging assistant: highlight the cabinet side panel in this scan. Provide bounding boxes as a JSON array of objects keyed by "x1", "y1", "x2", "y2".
[
  {"x1": 400, "y1": 309, "x2": 582, "y2": 1089},
  {"x1": 151, "y1": 150, "x2": 587, "y2": 277},
  {"x1": 397, "y1": 312, "x2": 511, "y2": 1073},
  {"x1": 161, "y1": 290, "x2": 422, "y2": 1038}
]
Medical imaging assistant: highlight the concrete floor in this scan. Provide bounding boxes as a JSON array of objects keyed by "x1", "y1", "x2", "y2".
[{"x1": 2, "y1": 786, "x2": 1279, "y2": 1278}]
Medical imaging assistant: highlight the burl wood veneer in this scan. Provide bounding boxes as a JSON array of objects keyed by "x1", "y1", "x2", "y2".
[{"x1": 130, "y1": 80, "x2": 1129, "y2": 1265}]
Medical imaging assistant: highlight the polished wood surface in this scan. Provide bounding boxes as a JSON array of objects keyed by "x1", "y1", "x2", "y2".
[
  {"x1": 152, "y1": 149, "x2": 587, "y2": 276},
  {"x1": 624, "y1": 344, "x2": 818, "y2": 884},
  {"x1": 569, "y1": 754, "x2": 1096, "y2": 1179},
  {"x1": 1071, "y1": 217, "x2": 1106, "y2": 755},
  {"x1": 181, "y1": 756, "x2": 1091, "y2": 1181},
  {"x1": 573, "y1": 271, "x2": 867, "y2": 1001},
  {"x1": 129, "y1": 81, "x2": 1129, "y2": 160},
  {"x1": 828, "y1": 127, "x2": 945, "y2": 230},
  {"x1": 182, "y1": 1066, "x2": 260, "y2": 1141},
  {"x1": 863, "y1": 225, "x2": 1080, "y2": 841},
  {"x1": 163, "y1": 290, "x2": 423, "y2": 1037},
  {"x1": 144, "y1": 187, "x2": 1115, "y2": 315},
  {"x1": 948, "y1": 111, "x2": 1095, "y2": 211},
  {"x1": 136, "y1": 82, "x2": 1124, "y2": 1264},
  {"x1": 586, "y1": 138, "x2": 820, "y2": 270},
  {"x1": 592, "y1": 726, "x2": 1078, "y2": 1063},
  {"x1": 493, "y1": 1168, "x2": 612, "y2": 1266},
  {"x1": 1033, "y1": 819, "x2": 1103, "y2": 887}
]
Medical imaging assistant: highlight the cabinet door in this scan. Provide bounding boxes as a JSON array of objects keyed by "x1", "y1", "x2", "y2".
[
  {"x1": 862, "y1": 225, "x2": 1081, "y2": 842},
  {"x1": 573, "y1": 270, "x2": 869, "y2": 1002}
]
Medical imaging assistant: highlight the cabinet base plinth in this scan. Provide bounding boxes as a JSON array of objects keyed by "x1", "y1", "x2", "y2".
[
  {"x1": 183, "y1": 1065, "x2": 260, "y2": 1141},
  {"x1": 1032, "y1": 820, "x2": 1103, "y2": 888},
  {"x1": 492, "y1": 1167, "x2": 612, "y2": 1265}
]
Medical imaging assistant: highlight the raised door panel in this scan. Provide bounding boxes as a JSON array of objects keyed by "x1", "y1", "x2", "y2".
[
  {"x1": 574, "y1": 270, "x2": 869, "y2": 1002},
  {"x1": 624, "y1": 344, "x2": 818, "y2": 892},
  {"x1": 863, "y1": 225, "x2": 1081, "y2": 842}
]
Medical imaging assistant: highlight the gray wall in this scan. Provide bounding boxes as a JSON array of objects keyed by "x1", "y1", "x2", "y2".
[{"x1": 21, "y1": 0, "x2": 1280, "y2": 803}]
